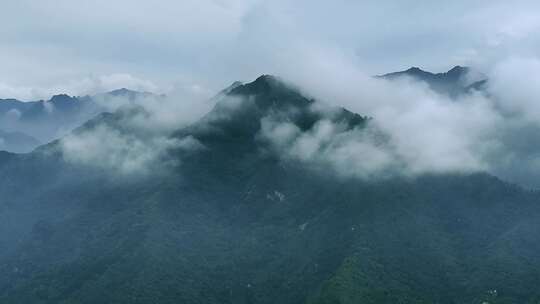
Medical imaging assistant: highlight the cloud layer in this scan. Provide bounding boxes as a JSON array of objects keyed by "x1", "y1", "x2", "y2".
[
  {"x1": 3, "y1": 1, "x2": 540, "y2": 99},
  {"x1": 59, "y1": 90, "x2": 213, "y2": 175}
]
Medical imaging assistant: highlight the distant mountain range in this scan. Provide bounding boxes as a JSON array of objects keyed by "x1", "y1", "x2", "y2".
[
  {"x1": 1, "y1": 74, "x2": 540, "y2": 303},
  {"x1": 379, "y1": 65, "x2": 488, "y2": 97},
  {"x1": 0, "y1": 88, "x2": 157, "y2": 153},
  {"x1": 0, "y1": 67, "x2": 487, "y2": 153}
]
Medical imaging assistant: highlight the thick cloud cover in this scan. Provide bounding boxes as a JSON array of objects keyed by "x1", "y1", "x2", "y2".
[
  {"x1": 3, "y1": 1, "x2": 540, "y2": 186},
  {"x1": 255, "y1": 72, "x2": 499, "y2": 179},
  {"x1": 250, "y1": 52, "x2": 540, "y2": 187},
  {"x1": 61, "y1": 125, "x2": 201, "y2": 175}
]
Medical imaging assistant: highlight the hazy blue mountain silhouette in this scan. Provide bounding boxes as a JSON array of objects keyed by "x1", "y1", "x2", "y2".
[
  {"x1": 0, "y1": 88, "x2": 156, "y2": 152},
  {"x1": 379, "y1": 66, "x2": 487, "y2": 97}
]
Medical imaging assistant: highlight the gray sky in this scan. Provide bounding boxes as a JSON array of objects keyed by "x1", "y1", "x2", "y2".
[{"x1": 1, "y1": 0, "x2": 540, "y2": 99}]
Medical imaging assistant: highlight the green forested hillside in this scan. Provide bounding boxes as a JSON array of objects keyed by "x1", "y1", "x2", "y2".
[{"x1": 1, "y1": 76, "x2": 539, "y2": 304}]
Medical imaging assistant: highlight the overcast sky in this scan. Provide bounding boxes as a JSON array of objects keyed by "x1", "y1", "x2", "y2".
[{"x1": 1, "y1": 0, "x2": 540, "y2": 100}]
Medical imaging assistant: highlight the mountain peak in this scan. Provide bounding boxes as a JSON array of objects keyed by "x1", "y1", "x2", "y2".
[
  {"x1": 446, "y1": 65, "x2": 469, "y2": 76},
  {"x1": 449, "y1": 65, "x2": 466, "y2": 71},
  {"x1": 101, "y1": 88, "x2": 160, "y2": 101},
  {"x1": 242, "y1": 74, "x2": 281, "y2": 93},
  {"x1": 254, "y1": 74, "x2": 279, "y2": 82},
  {"x1": 406, "y1": 67, "x2": 424, "y2": 73},
  {"x1": 227, "y1": 74, "x2": 290, "y2": 98},
  {"x1": 380, "y1": 65, "x2": 483, "y2": 97},
  {"x1": 185, "y1": 74, "x2": 367, "y2": 143},
  {"x1": 108, "y1": 88, "x2": 138, "y2": 96},
  {"x1": 50, "y1": 94, "x2": 74, "y2": 102},
  {"x1": 230, "y1": 81, "x2": 243, "y2": 87},
  {"x1": 380, "y1": 67, "x2": 432, "y2": 79}
]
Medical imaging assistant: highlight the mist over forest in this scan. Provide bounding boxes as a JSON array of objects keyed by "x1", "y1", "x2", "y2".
[{"x1": 2, "y1": 1, "x2": 540, "y2": 303}]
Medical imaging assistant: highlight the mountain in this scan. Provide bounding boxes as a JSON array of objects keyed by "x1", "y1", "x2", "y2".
[
  {"x1": 178, "y1": 75, "x2": 367, "y2": 142},
  {"x1": 0, "y1": 130, "x2": 40, "y2": 153},
  {"x1": 0, "y1": 88, "x2": 156, "y2": 153},
  {"x1": 379, "y1": 66, "x2": 488, "y2": 97},
  {"x1": 0, "y1": 94, "x2": 100, "y2": 142},
  {"x1": 1, "y1": 76, "x2": 540, "y2": 303}
]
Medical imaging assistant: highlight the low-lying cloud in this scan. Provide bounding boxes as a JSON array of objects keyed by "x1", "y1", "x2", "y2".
[
  {"x1": 58, "y1": 86, "x2": 214, "y2": 175},
  {"x1": 257, "y1": 93, "x2": 498, "y2": 180},
  {"x1": 61, "y1": 123, "x2": 205, "y2": 175},
  {"x1": 259, "y1": 115, "x2": 400, "y2": 179},
  {"x1": 249, "y1": 47, "x2": 540, "y2": 186}
]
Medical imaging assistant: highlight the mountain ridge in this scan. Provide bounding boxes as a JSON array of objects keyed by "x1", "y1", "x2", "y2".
[
  {"x1": 378, "y1": 65, "x2": 488, "y2": 97},
  {"x1": 0, "y1": 88, "x2": 161, "y2": 153},
  {"x1": 0, "y1": 65, "x2": 490, "y2": 154},
  {"x1": 1, "y1": 75, "x2": 540, "y2": 303}
]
